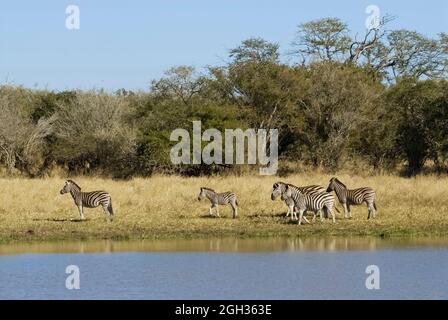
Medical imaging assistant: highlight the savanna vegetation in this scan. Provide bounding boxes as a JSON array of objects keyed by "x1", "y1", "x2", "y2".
[
  {"x1": 1, "y1": 17, "x2": 447, "y2": 178},
  {"x1": 0, "y1": 174, "x2": 447, "y2": 243},
  {"x1": 0, "y1": 17, "x2": 447, "y2": 243}
]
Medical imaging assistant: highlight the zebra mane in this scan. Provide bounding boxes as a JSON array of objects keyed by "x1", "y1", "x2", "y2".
[
  {"x1": 284, "y1": 183, "x2": 302, "y2": 194},
  {"x1": 67, "y1": 180, "x2": 82, "y2": 190},
  {"x1": 201, "y1": 187, "x2": 215, "y2": 192},
  {"x1": 273, "y1": 182, "x2": 286, "y2": 189},
  {"x1": 331, "y1": 177, "x2": 346, "y2": 189}
]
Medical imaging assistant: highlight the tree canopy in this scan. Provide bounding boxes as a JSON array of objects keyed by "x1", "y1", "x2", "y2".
[{"x1": 1, "y1": 17, "x2": 447, "y2": 177}]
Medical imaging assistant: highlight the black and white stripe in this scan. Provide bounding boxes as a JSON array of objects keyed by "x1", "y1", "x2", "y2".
[
  {"x1": 198, "y1": 187, "x2": 238, "y2": 218},
  {"x1": 326, "y1": 177, "x2": 377, "y2": 219},
  {"x1": 271, "y1": 182, "x2": 326, "y2": 218},
  {"x1": 284, "y1": 184, "x2": 336, "y2": 225},
  {"x1": 60, "y1": 180, "x2": 113, "y2": 220}
]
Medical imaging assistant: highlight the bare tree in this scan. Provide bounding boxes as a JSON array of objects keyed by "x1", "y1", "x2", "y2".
[
  {"x1": 0, "y1": 87, "x2": 34, "y2": 173},
  {"x1": 347, "y1": 15, "x2": 395, "y2": 64},
  {"x1": 51, "y1": 92, "x2": 137, "y2": 173}
]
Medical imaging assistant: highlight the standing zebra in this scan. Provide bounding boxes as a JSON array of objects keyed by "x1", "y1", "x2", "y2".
[
  {"x1": 284, "y1": 184, "x2": 337, "y2": 225},
  {"x1": 198, "y1": 187, "x2": 238, "y2": 219},
  {"x1": 326, "y1": 177, "x2": 377, "y2": 219},
  {"x1": 271, "y1": 182, "x2": 326, "y2": 218},
  {"x1": 60, "y1": 180, "x2": 113, "y2": 220}
]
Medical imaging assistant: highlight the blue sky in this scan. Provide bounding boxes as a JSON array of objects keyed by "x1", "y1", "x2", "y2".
[{"x1": 1, "y1": 0, "x2": 447, "y2": 91}]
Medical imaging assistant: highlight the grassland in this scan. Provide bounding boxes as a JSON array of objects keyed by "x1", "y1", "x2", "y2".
[{"x1": 0, "y1": 174, "x2": 447, "y2": 243}]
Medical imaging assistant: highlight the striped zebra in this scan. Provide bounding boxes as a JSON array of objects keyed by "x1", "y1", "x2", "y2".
[
  {"x1": 284, "y1": 184, "x2": 337, "y2": 225},
  {"x1": 198, "y1": 187, "x2": 238, "y2": 218},
  {"x1": 271, "y1": 182, "x2": 326, "y2": 218},
  {"x1": 60, "y1": 180, "x2": 113, "y2": 220},
  {"x1": 326, "y1": 177, "x2": 377, "y2": 219}
]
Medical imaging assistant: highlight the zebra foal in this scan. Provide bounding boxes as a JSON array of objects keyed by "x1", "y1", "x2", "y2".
[
  {"x1": 284, "y1": 184, "x2": 336, "y2": 225},
  {"x1": 326, "y1": 177, "x2": 377, "y2": 219},
  {"x1": 198, "y1": 187, "x2": 238, "y2": 218},
  {"x1": 60, "y1": 180, "x2": 113, "y2": 220}
]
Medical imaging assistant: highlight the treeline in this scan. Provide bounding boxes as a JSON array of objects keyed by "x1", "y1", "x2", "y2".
[{"x1": 1, "y1": 18, "x2": 447, "y2": 178}]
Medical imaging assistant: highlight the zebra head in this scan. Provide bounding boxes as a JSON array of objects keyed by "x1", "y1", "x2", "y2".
[
  {"x1": 198, "y1": 187, "x2": 207, "y2": 201},
  {"x1": 284, "y1": 184, "x2": 293, "y2": 199},
  {"x1": 271, "y1": 182, "x2": 284, "y2": 200},
  {"x1": 327, "y1": 177, "x2": 343, "y2": 192},
  {"x1": 327, "y1": 178, "x2": 336, "y2": 192},
  {"x1": 60, "y1": 180, "x2": 81, "y2": 195}
]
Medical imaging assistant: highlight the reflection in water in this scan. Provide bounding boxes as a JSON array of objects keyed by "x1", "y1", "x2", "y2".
[
  {"x1": 1, "y1": 237, "x2": 448, "y2": 255},
  {"x1": 1, "y1": 238, "x2": 448, "y2": 299}
]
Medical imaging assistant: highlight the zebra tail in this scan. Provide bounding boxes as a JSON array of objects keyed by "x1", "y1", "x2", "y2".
[
  {"x1": 236, "y1": 199, "x2": 239, "y2": 207},
  {"x1": 108, "y1": 199, "x2": 114, "y2": 215},
  {"x1": 374, "y1": 202, "x2": 377, "y2": 211},
  {"x1": 334, "y1": 206, "x2": 341, "y2": 213}
]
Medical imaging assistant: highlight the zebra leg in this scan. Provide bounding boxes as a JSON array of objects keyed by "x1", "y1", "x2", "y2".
[
  {"x1": 319, "y1": 209, "x2": 323, "y2": 222},
  {"x1": 210, "y1": 202, "x2": 218, "y2": 216},
  {"x1": 367, "y1": 201, "x2": 376, "y2": 219},
  {"x1": 77, "y1": 206, "x2": 85, "y2": 220},
  {"x1": 102, "y1": 205, "x2": 112, "y2": 221},
  {"x1": 286, "y1": 206, "x2": 291, "y2": 218},
  {"x1": 347, "y1": 204, "x2": 352, "y2": 218},
  {"x1": 312, "y1": 211, "x2": 317, "y2": 222},
  {"x1": 298, "y1": 209, "x2": 305, "y2": 225},
  {"x1": 302, "y1": 215, "x2": 311, "y2": 224},
  {"x1": 290, "y1": 204, "x2": 297, "y2": 220},
  {"x1": 215, "y1": 205, "x2": 220, "y2": 218},
  {"x1": 367, "y1": 206, "x2": 371, "y2": 220},
  {"x1": 209, "y1": 207, "x2": 213, "y2": 216},
  {"x1": 342, "y1": 203, "x2": 349, "y2": 219},
  {"x1": 231, "y1": 201, "x2": 238, "y2": 219},
  {"x1": 329, "y1": 207, "x2": 335, "y2": 224}
]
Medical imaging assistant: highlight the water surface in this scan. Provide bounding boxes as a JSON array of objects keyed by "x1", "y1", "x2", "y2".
[{"x1": 1, "y1": 238, "x2": 447, "y2": 299}]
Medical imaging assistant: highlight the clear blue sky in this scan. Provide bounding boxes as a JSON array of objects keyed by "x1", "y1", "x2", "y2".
[{"x1": 1, "y1": 0, "x2": 447, "y2": 91}]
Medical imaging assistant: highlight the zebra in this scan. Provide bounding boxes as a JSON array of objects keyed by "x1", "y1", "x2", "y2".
[
  {"x1": 284, "y1": 184, "x2": 337, "y2": 225},
  {"x1": 198, "y1": 187, "x2": 238, "y2": 218},
  {"x1": 326, "y1": 177, "x2": 377, "y2": 219},
  {"x1": 271, "y1": 182, "x2": 326, "y2": 218},
  {"x1": 60, "y1": 180, "x2": 113, "y2": 220}
]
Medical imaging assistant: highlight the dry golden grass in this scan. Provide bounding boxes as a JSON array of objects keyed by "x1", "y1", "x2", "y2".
[{"x1": 0, "y1": 174, "x2": 447, "y2": 243}]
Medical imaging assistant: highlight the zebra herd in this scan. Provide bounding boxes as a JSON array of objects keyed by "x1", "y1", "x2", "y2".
[
  {"x1": 196, "y1": 177, "x2": 377, "y2": 224},
  {"x1": 269, "y1": 179, "x2": 377, "y2": 224},
  {"x1": 271, "y1": 182, "x2": 338, "y2": 224},
  {"x1": 59, "y1": 177, "x2": 377, "y2": 224}
]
